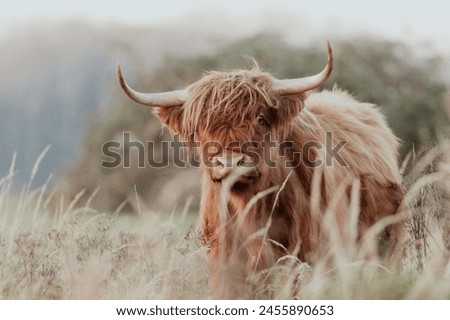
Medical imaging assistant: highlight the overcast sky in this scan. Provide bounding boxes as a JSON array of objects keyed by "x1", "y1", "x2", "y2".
[{"x1": 1, "y1": 0, "x2": 450, "y2": 56}]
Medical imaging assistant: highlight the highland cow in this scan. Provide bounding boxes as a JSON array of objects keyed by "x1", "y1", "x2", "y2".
[{"x1": 117, "y1": 43, "x2": 404, "y2": 298}]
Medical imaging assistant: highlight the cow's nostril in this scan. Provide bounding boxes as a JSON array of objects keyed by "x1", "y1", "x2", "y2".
[
  {"x1": 215, "y1": 159, "x2": 224, "y2": 167},
  {"x1": 209, "y1": 157, "x2": 224, "y2": 168},
  {"x1": 233, "y1": 155, "x2": 244, "y2": 168}
]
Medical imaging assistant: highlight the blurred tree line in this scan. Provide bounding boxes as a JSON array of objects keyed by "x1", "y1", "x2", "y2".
[{"x1": 62, "y1": 34, "x2": 449, "y2": 213}]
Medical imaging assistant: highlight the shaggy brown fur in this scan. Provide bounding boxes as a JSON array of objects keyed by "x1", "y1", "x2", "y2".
[{"x1": 155, "y1": 68, "x2": 404, "y2": 298}]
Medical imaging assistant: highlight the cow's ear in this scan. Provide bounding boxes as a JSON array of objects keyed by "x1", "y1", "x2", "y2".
[
  {"x1": 277, "y1": 93, "x2": 306, "y2": 125},
  {"x1": 154, "y1": 106, "x2": 186, "y2": 138}
]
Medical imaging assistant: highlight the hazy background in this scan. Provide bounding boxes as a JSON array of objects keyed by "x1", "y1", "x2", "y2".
[{"x1": 1, "y1": 0, "x2": 449, "y2": 213}]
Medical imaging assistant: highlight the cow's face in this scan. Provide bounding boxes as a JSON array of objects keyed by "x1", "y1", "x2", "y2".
[
  {"x1": 155, "y1": 70, "x2": 306, "y2": 192},
  {"x1": 116, "y1": 42, "x2": 332, "y2": 193}
]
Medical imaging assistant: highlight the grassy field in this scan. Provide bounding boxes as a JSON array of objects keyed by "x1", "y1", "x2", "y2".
[{"x1": 0, "y1": 145, "x2": 449, "y2": 299}]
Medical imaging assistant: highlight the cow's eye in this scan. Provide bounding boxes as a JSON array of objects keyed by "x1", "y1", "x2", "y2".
[{"x1": 256, "y1": 114, "x2": 267, "y2": 126}]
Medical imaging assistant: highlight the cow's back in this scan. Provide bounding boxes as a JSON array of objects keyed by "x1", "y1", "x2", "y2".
[
  {"x1": 291, "y1": 88, "x2": 404, "y2": 261},
  {"x1": 299, "y1": 88, "x2": 401, "y2": 183}
]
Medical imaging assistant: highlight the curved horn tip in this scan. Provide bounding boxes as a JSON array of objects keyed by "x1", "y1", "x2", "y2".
[
  {"x1": 325, "y1": 41, "x2": 333, "y2": 64},
  {"x1": 116, "y1": 63, "x2": 131, "y2": 95},
  {"x1": 116, "y1": 63, "x2": 124, "y2": 83},
  {"x1": 273, "y1": 42, "x2": 334, "y2": 95},
  {"x1": 114, "y1": 62, "x2": 188, "y2": 108},
  {"x1": 326, "y1": 41, "x2": 333, "y2": 75},
  {"x1": 326, "y1": 41, "x2": 332, "y2": 54}
]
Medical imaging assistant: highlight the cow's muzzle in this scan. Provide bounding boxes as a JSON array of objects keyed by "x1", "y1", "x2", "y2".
[{"x1": 209, "y1": 153, "x2": 260, "y2": 191}]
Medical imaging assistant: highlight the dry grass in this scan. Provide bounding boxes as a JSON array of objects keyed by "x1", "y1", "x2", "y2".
[{"x1": 0, "y1": 143, "x2": 449, "y2": 299}]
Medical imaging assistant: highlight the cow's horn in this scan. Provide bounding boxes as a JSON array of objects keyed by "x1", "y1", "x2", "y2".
[
  {"x1": 273, "y1": 42, "x2": 333, "y2": 95},
  {"x1": 116, "y1": 63, "x2": 188, "y2": 107}
]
